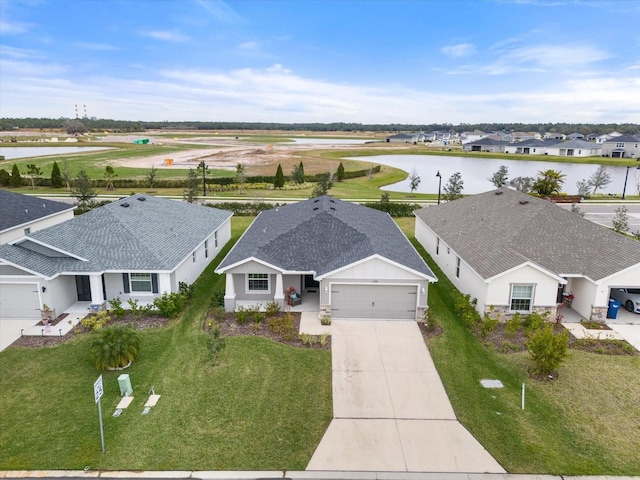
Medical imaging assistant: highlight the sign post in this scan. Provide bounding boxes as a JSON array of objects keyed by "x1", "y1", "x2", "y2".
[{"x1": 94, "y1": 375, "x2": 105, "y2": 454}]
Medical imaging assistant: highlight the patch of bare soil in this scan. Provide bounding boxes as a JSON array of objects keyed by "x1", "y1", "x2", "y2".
[
  {"x1": 205, "y1": 311, "x2": 331, "y2": 350},
  {"x1": 418, "y1": 321, "x2": 443, "y2": 340}
]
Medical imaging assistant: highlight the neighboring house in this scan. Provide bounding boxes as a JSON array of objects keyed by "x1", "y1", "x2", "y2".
[
  {"x1": 596, "y1": 131, "x2": 623, "y2": 144},
  {"x1": 216, "y1": 196, "x2": 437, "y2": 321},
  {"x1": 510, "y1": 131, "x2": 537, "y2": 142},
  {"x1": 543, "y1": 132, "x2": 565, "y2": 141},
  {"x1": 503, "y1": 139, "x2": 557, "y2": 155},
  {"x1": 414, "y1": 188, "x2": 640, "y2": 322},
  {"x1": 0, "y1": 190, "x2": 75, "y2": 244},
  {"x1": 545, "y1": 139, "x2": 602, "y2": 157},
  {"x1": 385, "y1": 133, "x2": 416, "y2": 143},
  {"x1": 0, "y1": 194, "x2": 232, "y2": 322},
  {"x1": 461, "y1": 130, "x2": 487, "y2": 144},
  {"x1": 601, "y1": 134, "x2": 640, "y2": 158},
  {"x1": 567, "y1": 132, "x2": 585, "y2": 140},
  {"x1": 461, "y1": 137, "x2": 510, "y2": 153}
]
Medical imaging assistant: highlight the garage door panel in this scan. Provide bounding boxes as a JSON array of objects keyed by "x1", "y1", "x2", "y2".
[
  {"x1": 331, "y1": 284, "x2": 416, "y2": 320},
  {"x1": 0, "y1": 284, "x2": 40, "y2": 319}
]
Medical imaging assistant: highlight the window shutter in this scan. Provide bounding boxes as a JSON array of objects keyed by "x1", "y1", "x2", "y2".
[
  {"x1": 122, "y1": 273, "x2": 130, "y2": 293},
  {"x1": 151, "y1": 273, "x2": 159, "y2": 294}
]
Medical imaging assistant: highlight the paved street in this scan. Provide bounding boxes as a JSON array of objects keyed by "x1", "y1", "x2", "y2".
[{"x1": 558, "y1": 202, "x2": 640, "y2": 231}]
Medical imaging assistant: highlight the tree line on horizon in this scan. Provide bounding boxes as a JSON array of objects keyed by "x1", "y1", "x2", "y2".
[{"x1": 0, "y1": 117, "x2": 638, "y2": 136}]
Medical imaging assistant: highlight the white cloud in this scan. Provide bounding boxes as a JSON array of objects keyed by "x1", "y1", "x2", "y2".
[
  {"x1": 0, "y1": 46, "x2": 43, "y2": 60},
  {"x1": 72, "y1": 42, "x2": 119, "y2": 51},
  {"x1": 142, "y1": 30, "x2": 190, "y2": 42},
  {"x1": 238, "y1": 41, "x2": 260, "y2": 50},
  {"x1": 0, "y1": 18, "x2": 32, "y2": 35},
  {"x1": 195, "y1": 0, "x2": 243, "y2": 23},
  {"x1": 441, "y1": 43, "x2": 476, "y2": 58}
]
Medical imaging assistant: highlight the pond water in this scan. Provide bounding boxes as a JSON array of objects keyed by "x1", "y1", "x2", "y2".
[
  {"x1": 346, "y1": 154, "x2": 639, "y2": 196},
  {"x1": 0, "y1": 146, "x2": 112, "y2": 160}
]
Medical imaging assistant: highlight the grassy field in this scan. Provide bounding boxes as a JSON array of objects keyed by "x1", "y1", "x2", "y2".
[
  {"x1": 0, "y1": 216, "x2": 332, "y2": 471},
  {"x1": 396, "y1": 217, "x2": 640, "y2": 475}
]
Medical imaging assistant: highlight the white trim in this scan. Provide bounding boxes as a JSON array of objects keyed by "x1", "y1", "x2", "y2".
[
  {"x1": 486, "y1": 261, "x2": 565, "y2": 284},
  {"x1": 0, "y1": 259, "x2": 49, "y2": 279},
  {"x1": 595, "y1": 261, "x2": 640, "y2": 284},
  {"x1": 317, "y1": 254, "x2": 436, "y2": 282},
  {"x1": 0, "y1": 208, "x2": 75, "y2": 235},
  {"x1": 10, "y1": 237, "x2": 89, "y2": 262},
  {"x1": 246, "y1": 273, "x2": 271, "y2": 294},
  {"x1": 509, "y1": 283, "x2": 536, "y2": 313}
]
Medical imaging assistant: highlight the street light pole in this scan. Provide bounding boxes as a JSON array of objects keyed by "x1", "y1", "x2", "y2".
[
  {"x1": 436, "y1": 171, "x2": 442, "y2": 204},
  {"x1": 622, "y1": 164, "x2": 640, "y2": 200}
]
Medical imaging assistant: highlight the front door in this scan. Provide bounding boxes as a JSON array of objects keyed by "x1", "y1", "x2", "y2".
[
  {"x1": 304, "y1": 274, "x2": 319, "y2": 292},
  {"x1": 76, "y1": 275, "x2": 91, "y2": 301}
]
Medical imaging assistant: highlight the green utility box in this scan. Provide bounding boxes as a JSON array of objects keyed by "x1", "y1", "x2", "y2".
[{"x1": 118, "y1": 374, "x2": 132, "y2": 397}]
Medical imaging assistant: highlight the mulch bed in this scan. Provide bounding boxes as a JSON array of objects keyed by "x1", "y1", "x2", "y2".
[
  {"x1": 206, "y1": 311, "x2": 331, "y2": 350},
  {"x1": 37, "y1": 313, "x2": 69, "y2": 327}
]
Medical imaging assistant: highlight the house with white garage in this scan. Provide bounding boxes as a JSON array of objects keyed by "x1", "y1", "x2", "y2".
[
  {"x1": 545, "y1": 139, "x2": 602, "y2": 157},
  {"x1": 0, "y1": 190, "x2": 75, "y2": 244},
  {"x1": 601, "y1": 134, "x2": 640, "y2": 158},
  {"x1": 0, "y1": 194, "x2": 232, "y2": 326},
  {"x1": 216, "y1": 196, "x2": 437, "y2": 321},
  {"x1": 414, "y1": 188, "x2": 640, "y2": 322}
]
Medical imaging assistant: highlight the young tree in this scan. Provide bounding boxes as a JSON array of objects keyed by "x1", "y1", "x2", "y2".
[
  {"x1": 50, "y1": 161, "x2": 63, "y2": 188},
  {"x1": 71, "y1": 170, "x2": 96, "y2": 210},
  {"x1": 197, "y1": 160, "x2": 208, "y2": 196},
  {"x1": 146, "y1": 166, "x2": 157, "y2": 189},
  {"x1": 61, "y1": 160, "x2": 72, "y2": 191},
  {"x1": 0, "y1": 168, "x2": 10, "y2": 186},
  {"x1": 273, "y1": 164, "x2": 285, "y2": 188},
  {"x1": 26, "y1": 164, "x2": 42, "y2": 189},
  {"x1": 443, "y1": 172, "x2": 464, "y2": 201},
  {"x1": 336, "y1": 162, "x2": 345, "y2": 182},
  {"x1": 612, "y1": 206, "x2": 629, "y2": 233},
  {"x1": 10, "y1": 164, "x2": 23, "y2": 187},
  {"x1": 291, "y1": 161, "x2": 305, "y2": 184},
  {"x1": 235, "y1": 163, "x2": 246, "y2": 194},
  {"x1": 312, "y1": 172, "x2": 333, "y2": 197},
  {"x1": 509, "y1": 176, "x2": 534, "y2": 193},
  {"x1": 588, "y1": 165, "x2": 611, "y2": 194},
  {"x1": 104, "y1": 165, "x2": 117, "y2": 191},
  {"x1": 526, "y1": 323, "x2": 569, "y2": 376},
  {"x1": 576, "y1": 179, "x2": 591, "y2": 197},
  {"x1": 408, "y1": 168, "x2": 421, "y2": 194},
  {"x1": 63, "y1": 119, "x2": 87, "y2": 135},
  {"x1": 488, "y1": 165, "x2": 509, "y2": 188},
  {"x1": 183, "y1": 168, "x2": 199, "y2": 203},
  {"x1": 570, "y1": 203, "x2": 585, "y2": 217},
  {"x1": 532, "y1": 169, "x2": 565, "y2": 196}
]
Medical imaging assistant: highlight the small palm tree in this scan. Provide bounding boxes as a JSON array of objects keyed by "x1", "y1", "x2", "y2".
[{"x1": 90, "y1": 324, "x2": 141, "y2": 370}]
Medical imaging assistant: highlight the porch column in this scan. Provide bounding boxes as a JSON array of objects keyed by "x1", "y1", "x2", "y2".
[
  {"x1": 224, "y1": 273, "x2": 236, "y2": 312},
  {"x1": 158, "y1": 273, "x2": 171, "y2": 294},
  {"x1": 89, "y1": 274, "x2": 104, "y2": 305},
  {"x1": 274, "y1": 273, "x2": 284, "y2": 302}
]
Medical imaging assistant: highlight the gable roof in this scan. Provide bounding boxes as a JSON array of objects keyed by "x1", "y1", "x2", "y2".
[
  {"x1": 466, "y1": 137, "x2": 510, "y2": 146},
  {"x1": 414, "y1": 188, "x2": 640, "y2": 282},
  {"x1": 603, "y1": 134, "x2": 640, "y2": 143},
  {"x1": 0, "y1": 194, "x2": 232, "y2": 277},
  {"x1": 0, "y1": 190, "x2": 74, "y2": 232},
  {"x1": 217, "y1": 196, "x2": 436, "y2": 280},
  {"x1": 547, "y1": 139, "x2": 601, "y2": 150}
]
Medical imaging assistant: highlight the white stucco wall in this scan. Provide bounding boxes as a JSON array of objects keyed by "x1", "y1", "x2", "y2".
[
  {"x1": 486, "y1": 265, "x2": 560, "y2": 312},
  {"x1": 42, "y1": 275, "x2": 78, "y2": 314},
  {"x1": 0, "y1": 210, "x2": 75, "y2": 245},
  {"x1": 567, "y1": 277, "x2": 599, "y2": 318}
]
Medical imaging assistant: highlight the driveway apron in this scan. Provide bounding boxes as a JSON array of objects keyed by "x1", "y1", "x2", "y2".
[{"x1": 307, "y1": 320, "x2": 505, "y2": 472}]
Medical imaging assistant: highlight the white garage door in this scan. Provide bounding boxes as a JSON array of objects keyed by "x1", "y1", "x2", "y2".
[
  {"x1": 0, "y1": 283, "x2": 40, "y2": 319},
  {"x1": 330, "y1": 284, "x2": 417, "y2": 320}
]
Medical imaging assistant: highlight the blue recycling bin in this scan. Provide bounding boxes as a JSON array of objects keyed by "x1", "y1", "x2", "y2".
[{"x1": 607, "y1": 299, "x2": 621, "y2": 319}]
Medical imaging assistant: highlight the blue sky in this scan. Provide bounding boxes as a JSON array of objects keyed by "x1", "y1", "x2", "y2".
[{"x1": 1, "y1": 0, "x2": 639, "y2": 124}]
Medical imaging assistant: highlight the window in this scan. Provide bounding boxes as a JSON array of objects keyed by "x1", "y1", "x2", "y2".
[
  {"x1": 204, "y1": 240, "x2": 209, "y2": 259},
  {"x1": 510, "y1": 284, "x2": 534, "y2": 312},
  {"x1": 456, "y1": 256, "x2": 461, "y2": 278},
  {"x1": 436, "y1": 237, "x2": 440, "y2": 255},
  {"x1": 24, "y1": 227, "x2": 31, "y2": 235},
  {"x1": 248, "y1": 273, "x2": 269, "y2": 292},
  {"x1": 214, "y1": 230, "x2": 218, "y2": 248},
  {"x1": 192, "y1": 251, "x2": 196, "y2": 263},
  {"x1": 616, "y1": 142, "x2": 624, "y2": 148},
  {"x1": 130, "y1": 273, "x2": 152, "y2": 293}
]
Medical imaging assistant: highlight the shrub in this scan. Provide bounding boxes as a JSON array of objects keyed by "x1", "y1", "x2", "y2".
[
  {"x1": 320, "y1": 316, "x2": 331, "y2": 326},
  {"x1": 423, "y1": 309, "x2": 438, "y2": 332},
  {"x1": 299, "y1": 333, "x2": 317, "y2": 346},
  {"x1": 210, "y1": 290, "x2": 225, "y2": 309},
  {"x1": 81, "y1": 310, "x2": 111, "y2": 331},
  {"x1": 524, "y1": 311, "x2": 548, "y2": 337},
  {"x1": 209, "y1": 306, "x2": 227, "y2": 322},
  {"x1": 504, "y1": 313, "x2": 522, "y2": 339},
  {"x1": 265, "y1": 301, "x2": 281, "y2": 316},
  {"x1": 319, "y1": 332, "x2": 329, "y2": 346},
  {"x1": 206, "y1": 322, "x2": 226, "y2": 366},
  {"x1": 153, "y1": 292, "x2": 186, "y2": 319},
  {"x1": 108, "y1": 297, "x2": 126, "y2": 318},
  {"x1": 179, "y1": 282, "x2": 194, "y2": 298},
  {"x1": 268, "y1": 313, "x2": 295, "y2": 340},
  {"x1": 453, "y1": 293, "x2": 481, "y2": 329},
  {"x1": 480, "y1": 313, "x2": 499, "y2": 339},
  {"x1": 233, "y1": 306, "x2": 250, "y2": 325},
  {"x1": 526, "y1": 324, "x2": 569, "y2": 376},
  {"x1": 90, "y1": 324, "x2": 141, "y2": 370}
]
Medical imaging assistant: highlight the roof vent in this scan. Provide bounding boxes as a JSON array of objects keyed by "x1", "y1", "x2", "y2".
[
  {"x1": 495, "y1": 191, "x2": 503, "y2": 195},
  {"x1": 519, "y1": 200, "x2": 529, "y2": 205},
  {"x1": 313, "y1": 207, "x2": 319, "y2": 211},
  {"x1": 137, "y1": 196, "x2": 145, "y2": 201},
  {"x1": 330, "y1": 207, "x2": 336, "y2": 211},
  {"x1": 314, "y1": 199, "x2": 320, "y2": 203},
  {"x1": 121, "y1": 203, "x2": 130, "y2": 208},
  {"x1": 25, "y1": 208, "x2": 28, "y2": 213},
  {"x1": 329, "y1": 199, "x2": 335, "y2": 203}
]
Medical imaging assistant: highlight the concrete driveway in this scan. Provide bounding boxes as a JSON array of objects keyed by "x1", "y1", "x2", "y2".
[
  {"x1": 0, "y1": 318, "x2": 39, "y2": 352},
  {"x1": 307, "y1": 320, "x2": 505, "y2": 472}
]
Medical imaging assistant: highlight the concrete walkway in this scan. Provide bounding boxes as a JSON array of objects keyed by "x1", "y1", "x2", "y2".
[{"x1": 307, "y1": 320, "x2": 505, "y2": 473}]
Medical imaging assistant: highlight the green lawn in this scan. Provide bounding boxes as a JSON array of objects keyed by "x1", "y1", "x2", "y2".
[
  {"x1": 0, "y1": 216, "x2": 332, "y2": 471},
  {"x1": 395, "y1": 217, "x2": 640, "y2": 475}
]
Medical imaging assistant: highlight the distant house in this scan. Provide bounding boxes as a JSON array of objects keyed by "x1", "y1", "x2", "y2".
[
  {"x1": 545, "y1": 139, "x2": 602, "y2": 157},
  {"x1": 0, "y1": 195, "x2": 232, "y2": 323},
  {"x1": 601, "y1": 134, "x2": 640, "y2": 158},
  {"x1": 461, "y1": 130, "x2": 487, "y2": 144},
  {"x1": 510, "y1": 132, "x2": 538, "y2": 142},
  {"x1": 595, "y1": 131, "x2": 623, "y2": 144},
  {"x1": 567, "y1": 132, "x2": 585, "y2": 140},
  {"x1": 544, "y1": 132, "x2": 565, "y2": 141},
  {"x1": 216, "y1": 196, "x2": 436, "y2": 320},
  {"x1": 503, "y1": 139, "x2": 557, "y2": 155},
  {"x1": 461, "y1": 137, "x2": 510, "y2": 153},
  {"x1": 0, "y1": 191, "x2": 75, "y2": 245},
  {"x1": 386, "y1": 133, "x2": 416, "y2": 143},
  {"x1": 415, "y1": 188, "x2": 640, "y2": 322}
]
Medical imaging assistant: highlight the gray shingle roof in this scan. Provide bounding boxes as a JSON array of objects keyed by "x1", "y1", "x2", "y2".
[
  {"x1": 217, "y1": 196, "x2": 436, "y2": 280},
  {"x1": 603, "y1": 134, "x2": 640, "y2": 143},
  {"x1": 414, "y1": 188, "x2": 640, "y2": 281},
  {"x1": 0, "y1": 194, "x2": 232, "y2": 277},
  {"x1": 547, "y1": 139, "x2": 601, "y2": 149},
  {"x1": 466, "y1": 137, "x2": 510, "y2": 146},
  {"x1": 0, "y1": 190, "x2": 74, "y2": 232}
]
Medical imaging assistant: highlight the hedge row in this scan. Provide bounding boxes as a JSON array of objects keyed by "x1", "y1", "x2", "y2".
[
  {"x1": 361, "y1": 201, "x2": 423, "y2": 217},
  {"x1": 203, "y1": 202, "x2": 284, "y2": 216}
]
